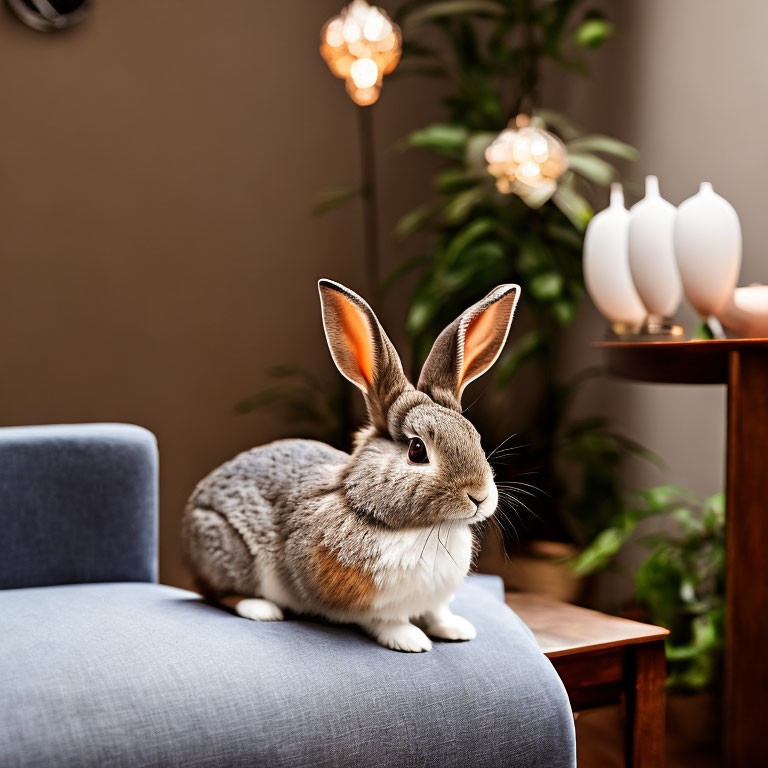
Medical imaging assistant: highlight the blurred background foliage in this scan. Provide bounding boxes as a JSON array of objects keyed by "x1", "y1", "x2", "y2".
[{"x1": 573, "y1": 487, "x2": 725, "y2": 691}]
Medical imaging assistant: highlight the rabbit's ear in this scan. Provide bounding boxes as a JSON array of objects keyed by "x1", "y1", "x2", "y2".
[
  {"x1": 318, "y1": 279, "x2": 410, "y2": 431},
  {"x1": 418, "y1": 285, "x2": 520, "y2": 411}
]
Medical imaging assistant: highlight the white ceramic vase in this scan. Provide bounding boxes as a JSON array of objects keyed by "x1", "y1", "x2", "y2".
[
  {"x1": 717, "y1": 286, "x2": 768, "y2": 338},
  {"x1": 628, "y1": 176, "x2": 682, "y2": 329},
  {"x1": 583, "y1": 183, "x2": 646, "y2": 333},
  {"x1": 673, "y1": 182, "x2": 741, "y2": 317}
]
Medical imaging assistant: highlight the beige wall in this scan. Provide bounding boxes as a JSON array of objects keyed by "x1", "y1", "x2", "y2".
[
  {"x1": 1, "y1": 1, "x2": 764, "y2": 589},
  {"x1": 0, "y1": 2, "x2": 440, "y2": 588}
]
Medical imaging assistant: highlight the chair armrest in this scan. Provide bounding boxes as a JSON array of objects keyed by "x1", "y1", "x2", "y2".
[{"x1": 0, "y1": 423, "x2": 158, "y2": 589}]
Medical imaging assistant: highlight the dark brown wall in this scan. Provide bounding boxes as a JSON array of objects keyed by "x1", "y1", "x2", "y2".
[{"x1": 0, "y1": 2, "x2": 441, "y2": 588}]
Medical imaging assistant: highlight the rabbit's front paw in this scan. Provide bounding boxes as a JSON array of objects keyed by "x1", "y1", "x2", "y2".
[
  {"x1": 235, "y1": 598, "x2": 284, "y2": 622},
  {"x1": 369, "y1": 621, "x2": 433, "y2": 652},
  {"x1": 424, "y1": 611, "x2": 477, "y2": 641}
]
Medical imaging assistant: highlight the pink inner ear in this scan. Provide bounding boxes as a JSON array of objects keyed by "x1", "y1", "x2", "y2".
[
  {"x1": 460, "y1": 296, "x2": 513, "y2": 387},
  {"x1": 329, "y1": 292, "x2": 374, "y2": 386}
]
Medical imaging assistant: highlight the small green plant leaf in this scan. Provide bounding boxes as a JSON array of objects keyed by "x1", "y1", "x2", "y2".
[
  {"x1": 573, "y1": 14, "x2": 614, "y2": 49},
  {"x1": 567, "y1": 153, "x2": 616, "y2": 186},
  {"x1": 313, "y1": 185, "x2": 361, "y2": 215},
  {"x1": 394, "y1": 203, "x2": 436, "y2": 240},
  {"x1": 495, "y1": 331, "x2": 547, "y2": 386},
  {"x1": 404, "y1": 124, "x2": 469, "y2": 157},
  {"x1": 402, "y1": 0, "x2": 505, "y2": 31},
  {"x1": 566, "y1": 134, "x2": 639, "y2": 161},
  {"x1": 442, "y1": 186, "x2": 485, "y2": 224},
  {"x1": 530, "y1": 271, "x2": 564, "y2": 301},
  {"x1": 552, "y1": 182, "x2": 594, "y2": 230}
]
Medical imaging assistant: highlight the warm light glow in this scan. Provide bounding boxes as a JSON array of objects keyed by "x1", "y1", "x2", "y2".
[
  {"x1": 518, "y1": 160, "x2": 541, "y2": 179},
  {"x1": 485, "y1": 115, "x2": 569, "y2": 201},
  {"x1": 320, "y1": 0, "x2": 401, "y2": 107},
  {"x1": 350, "y1": 57, "x2": 378, "y2": 89}
]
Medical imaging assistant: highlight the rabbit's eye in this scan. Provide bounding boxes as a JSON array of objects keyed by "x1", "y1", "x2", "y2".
[{"x1": 408, "y1": 437, "x2": 429, "y2": 464}]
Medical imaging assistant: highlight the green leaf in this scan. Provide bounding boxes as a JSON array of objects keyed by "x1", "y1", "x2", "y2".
[
  {"x1": 465, "y1": 132, "x2": 497, "y2": 173},
  {"x1": 394, "y1": 203, "x2": 436, "y2": 240},
  {"x1": 518, "y1": 237, "x2": 550, "y2": 274},
  {"x1": 570, "y1": 521, "x2": 636, "y2": 576},
  {"x1": 545, "y1": 221, "x2": 583, "y2": 249},
  {"x1": 313, "y1": 185, "x2": 360, "y2": 215},
  {"x1": 442, "y1": 186, "x2": 486, "y2": 224},
  {"x1": 380, "y1": 254, "x2": 426, "y2": 296},
  {"x1": 402, "y1": 0, "x2": 505, "y2": 31},
  {"x1": 435, "y1": 168, "x2": 479, "y2": 193},
  {"x1": 606, "y1": 433, "x2": 665, "y2": 469},
  {"x1": 694, "y1": 320, "x2": 716, "y2": 340},
  {"x1": 552, "y1": 298, "x2": 577, "y2": 325},
  {"x1": 637, "y1": 485, "x2": 695, "y2": 513},
  {"x1": 552, "y1": 182, "x2": 593, "y2": 230},
  {"x1": 444, "y1": 217, "x2": 495, "y2": 261},
  {"x1": 404, "y1": 124, "x2": 469, "y2": 157},
  {"x1": 567, "y1": 153, "x2": 616, "y2": 186},
  {"x1": 573, "y1": 15, "x2": 614, "y2": 49},
  {"x1": 529, "y1": 271, "x2": 564, "y2": 301},
  {"x1": 534, "y1": 109, "x2": 582, "y2": 142},
  {"x1": 703, "y1": 493, "x2": 725, "y2": 529},
  {"x1": 407, "y1": 296, "x2": 439, "y2": 335},
  {"x1": 566, "y1": 134, "x2": 639, "y2": 161},
  {"x1": 495, "y1": 331, "x2": 547, "y2": 386}
]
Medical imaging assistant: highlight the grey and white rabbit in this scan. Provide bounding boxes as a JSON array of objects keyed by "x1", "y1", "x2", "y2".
[{"x1": 183, "y1": 279, "x2": 519, "y2": 652}]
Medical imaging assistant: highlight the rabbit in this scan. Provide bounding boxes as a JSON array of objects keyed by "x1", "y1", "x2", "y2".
[{"x1": 183, "y1": 278, "x2": 520, "y2": 652}]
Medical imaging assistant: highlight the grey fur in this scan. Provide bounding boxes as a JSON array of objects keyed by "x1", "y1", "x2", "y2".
[{"x1": 183, "y1": 279, "x2": 521, "y2": 650}]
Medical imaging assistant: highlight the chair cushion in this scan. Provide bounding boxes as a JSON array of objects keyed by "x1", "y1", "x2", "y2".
[
  {"x1": 0, "y1": 576, "x2": 575, "y2": 767},
  {"x1": 0, "y1": 423, "x2": 158, "y2": 590}
]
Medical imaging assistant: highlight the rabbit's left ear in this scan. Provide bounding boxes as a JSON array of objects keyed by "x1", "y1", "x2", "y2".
[
  {"x1": 318, "y1": 279, "x2": 411, "y2": 432},
  {"x1": 418, "y1": 285, "x2": 520, "y2": 411}
]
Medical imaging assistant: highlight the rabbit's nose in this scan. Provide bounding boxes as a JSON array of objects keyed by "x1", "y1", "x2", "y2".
[{"x1": 467, "y1": 493, "x2": 487, "y2": 507}]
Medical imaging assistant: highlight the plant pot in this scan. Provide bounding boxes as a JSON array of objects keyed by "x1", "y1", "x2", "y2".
[{"x1": 477, "y1": 527, "x2": 585, "y2": 603}]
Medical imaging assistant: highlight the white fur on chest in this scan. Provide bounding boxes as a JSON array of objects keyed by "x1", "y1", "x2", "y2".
[{"x1": 369, "y1": 523, "x2": 473, "y2": 621}]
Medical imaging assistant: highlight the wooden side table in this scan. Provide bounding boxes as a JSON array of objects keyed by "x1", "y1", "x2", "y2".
[
  {"x1": 506, "y1": 591, "x2": 669, "y2": 768},
  {"x1": 597, "y1": 338, "x2": 768, "y2": 767}
]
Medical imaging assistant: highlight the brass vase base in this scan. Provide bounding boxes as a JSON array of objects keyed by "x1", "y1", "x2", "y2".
[{"x1": 606, "y1": 317, "x2": 685, "y2": 341}]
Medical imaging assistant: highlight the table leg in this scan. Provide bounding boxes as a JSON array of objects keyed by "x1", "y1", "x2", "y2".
[
  {"x1": 725, "y1": 350, "x2": 768, "y2": 767},
  {"x1": 625, "y1": 640, "x2": 666, "y2": 768}
]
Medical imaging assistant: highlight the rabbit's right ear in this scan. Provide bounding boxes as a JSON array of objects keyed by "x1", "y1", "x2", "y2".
[
  {"x1": 418, "y1": 284, "x2": 520, "y2": 411},
  {"x1": 318, "y1": 279, "x2": 410, "y2": 432}
]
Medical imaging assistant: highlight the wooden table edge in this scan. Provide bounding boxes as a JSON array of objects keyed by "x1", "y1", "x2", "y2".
[{"x1": 542, "y1": 631, "x2": 669, "y2": 659}]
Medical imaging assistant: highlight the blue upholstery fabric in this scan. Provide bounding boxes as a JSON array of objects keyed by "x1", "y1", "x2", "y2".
[
  {"x1": 0, "y1": 577, "x2": 575, "y2": 768},
  {"x1": 0, "y1": 424, "x2": 158, "y2": 589}
]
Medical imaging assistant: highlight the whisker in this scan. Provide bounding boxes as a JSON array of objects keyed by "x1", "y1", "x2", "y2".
[
  {"x1": 437, "y1": 522, "x2": 461, "y2": 570},
  {"x1": 493, "y1": 504, "x2": 520, "y2": 544},
  {"x1": 486, "y1": 433, "x2": 520, "y2": 462},
  {"x1": 462, "y1": 383, "x2": 490, "y2": 415},
  {"x1": 488, "y1": 442, "x2": 531, "y2": 458},
  {"x1": 419, "y1": 525, "x2": 435, "y2": 565}
]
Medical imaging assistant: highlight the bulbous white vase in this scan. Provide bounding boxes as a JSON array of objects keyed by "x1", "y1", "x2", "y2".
[
  {"x1": 628, "y1": 176, "x2": 682, "y2": 331},
  {"x1": 674, "y1": 182, "x2": 741, "y2": 317},
  {"x1": 583, "y1": 183, "x2": 646, "y2": 333},
  {"x1": 717, "y1": 286, "x2": 768, "y2": 338}
]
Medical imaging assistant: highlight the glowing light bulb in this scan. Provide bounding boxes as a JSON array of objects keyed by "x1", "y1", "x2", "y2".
[
  {"x1": 350, "y1": 57, "x2": 378, "y2": 88},
  {"x1": 326, "y1": 18, "x2": 344, "y2": 47},
  {"x1": 320, "y1": 0, "x2": 401, "y2": 107},
  {"x1": 530, "y1": 137, "x2": 548, "y2": 161},
  {"x1": 363, "y1": 10, "x2": 391, "y2": 41},
  {"x1": 512, "y1": 137, "x2": 531, "y2": 164},
  {"x1": 519, "y1": 161, "x2": 541, "y2": 179},
  {"x1": 342, "y1": 17, "x2": 361, "y2": 42},
  {"x1": 485, "y1": 114, "x2": 569, "y2": 201}
]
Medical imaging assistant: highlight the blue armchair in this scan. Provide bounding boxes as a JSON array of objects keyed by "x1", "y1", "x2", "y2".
[{"x1": 0, "y1": 424, "x2": 575, "y2": 767}]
